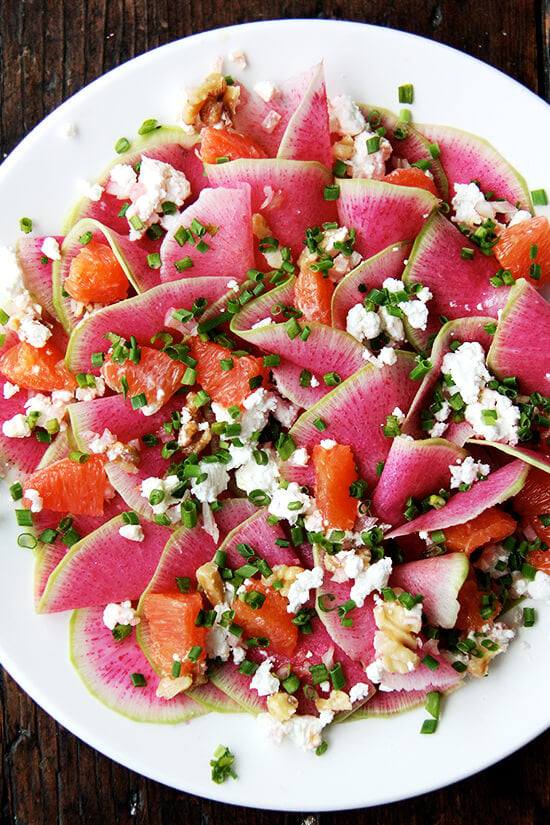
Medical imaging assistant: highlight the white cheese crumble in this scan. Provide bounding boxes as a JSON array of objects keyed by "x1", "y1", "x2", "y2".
[
  {"x1": 286, "y1": 566, "x2": 324, "y2": 613},
  {"x1": 249, "y1": 658, "x2": 280, "y2": 696},
  {"x1": 190, "y1": 461, "x2": 230, "y2": 503},
  {"x1": 78, "y1": 179, "x2": 104, "y2": 202},
  {"x1": 102, "y1": 600, "x2": 140, "y2": 630},
  {"x1": 118, "y1": 523, "x2": 145, "y2": 542},
  {"x1": 122, "y1": 157, "x2": 191, "y2": 240},
  {"x1": 329, "y1": 95, "x2": 367, "y2": 136},
  {"x1": 2, "y1": 413, "x2": 31, "y2": 438},
  {"x1": 3, "y1": 382, "x2": 19, "y2": 399},
  {"x1": 253, "y1": 80, "x2": 279, "y2": 102},
  {"x1": 24, "y1": 488, "x2": 43, "y2": 513},
  {"x1": 449, "y1": 456, "x2": 490, "y2": 489},
  {"x1": 349, "y1": 557, "x2": 393, "y2": 608},
  {"x1": 258, "y1": 710, "x2": 334, "y2": 751},
  {"x1": 346, "y1": 304, "x2": 382, "y2": 343},
  {"x1": 268, "y1": 481, "x2": 314, "y2": 527},
  {"x1": 349, "y1": 682, "x2": 371, "y2": 703},
  {"x1": 41, "y1": 237, "x2": 61, "y2": 261}
]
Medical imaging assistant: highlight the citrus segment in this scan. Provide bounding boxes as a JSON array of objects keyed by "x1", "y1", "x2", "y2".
[
  {"x1": 382, "y1": 167, "x2": 440, "y2": 197},
  {"x1": 140, "y1": 591, "x2": 208, "y2": 678},
  {"x1": 313, "y1": 442, "x2": 359, "y2": 530},
  {"x1": 64, "y1": 240, "x2": 130, "y2": 304},
  {"x1": 494, "y1": 216, "x2": 550, "y2": 286},
  {"x1": 101, "y1": 345, "x2": 188, "y2": 410},
  {"x1": 23, "y1": 454, "x2": 107, "y2": 516},
  {"x1": 294, "y1": 264, "x2": 334, "y2": 325},
  {"x1": 443, "y1": 506, "x2": 516, "y2": 556},
  {"x1": 512, "y1": 467, "x2": 550, "y2": 555},
  {"x1": 231, "y1": 581, "x2": 298, "y2": 658},
  {"x1": 0, "y1": 340, "x2": 77, "y2": 392},
  {"x1": 455, "y1": 577, "x2": 501, "y2": 631},
  {"x1": 200, "y1": 126, "x2": 268, "y2": 164},
  {"x1": 188, "y1": 337, "x2": 270, "y2": 407}
]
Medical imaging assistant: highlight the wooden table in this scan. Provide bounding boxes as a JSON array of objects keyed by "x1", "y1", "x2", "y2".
[{"x1": 1, "y1": 1, "x2": 549, "y2": 821}]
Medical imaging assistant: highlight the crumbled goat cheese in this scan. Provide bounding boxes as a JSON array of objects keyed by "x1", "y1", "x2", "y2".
[
  {"x1": 253, "y1": 80, "x2": 279, "y2": 102},
  {"x1": 527, "y1": 570, "x2": 550, "y2": 601},
  {"x1": 228, "y1": 49, "x2": 247, "y2": 69},
  {"x1": 274, "y1": 397, "x2": 300, "y2": 429},
  {"x1": 107, "y1": 163, "x2": 138, "y2": 197},
  {"x1": 379, "y1": 305, "x2": 405, "y2": 341},
  {"x1": 250, "y1": 658, "x2": 280, "y2": 696},
  {"x1": 286, "y1": 566, "x2": 324, "y2": 614},
  {"x1": 310, "y1": 374, "x2": 320, "y2": 387},
  {"x1": 3, "y1": 382, "x2": 19, "y2": 399},
  {"x1": 382, "y1": 278, "x2": 405, "y2": 293},
  {"x1": 258, "y1": 710, "x2": 334, "y2": 751},
  {"x1": 2, "y1": 414, "x2": 31, "y2": 438},
  {"x1": 348, "y1": 130, "x2": 392, "y2": 180},
  {"x1": 140, "y1": 474, "x2": 182, "y2": 518},
  {"x1": 235, "y1": 450, "x2": 280, "y2": 497},
  {"x1": 41, "y1": 237, "x2": 61, "y2": 260},
  {"x1": 319, "y1": 438, "x2": 337, "y2": 450},
  {"x1": 329, "y1": 95, "x2": 366, "y2": 136},
  {"x1": 23, "y1": 390, "x2": 73, "y2": 431},
  {"x1": 24, "y1": 488, "x2": 43, "y2": 513},
  {"x1": 268, "y1": 481, "x2": 314, "y2": 527},
  {"x1": 451, "y1": 182, "x2": 488, "y2": 227},
  {"x1": 60, "y1": 122, "x2": 78, "y2": 139},
  {"x1": 287, "y1": 447, "x2": 309, "y2": 467},
  {"x1": 251, "y1": 317, "x2": 274, "y2": 329},
  {"x1": 123, "y1": 157, "x2": 191, "y2": 239},
  {"x1": 399, "y1": 298, "x2": 429, "y2": 331},
  {"x1": 78, "y1": 179, "x2": 104, "y2": 201},
  {"x1": 365, "y1": 659, "x2": 385, "y2": 685},
  {"x1": 349, "y1": 682, "x2": 371, "y2": 703},
  {"x1": 346, "y1": 304, "x2": 382, "y2": 343},
  {"x1": 190, "y1": 461, "x2": 230, "y2": 503},
  {"x1": 262, "y1": 111, "x2": 282, "y2": 133},
  {"x1": 88, "y1": 428, "x2": 117, "y2": 454},
  {"x1": 464, "y1": 388, "x2": 521, "y2": 445},
  {"x1": 75, "y1": 376, "x2": 106, "y2": 402},
  {"x1": 118, "y1": 523, "x2": 145, "y2": 542},
  {"x1": 350, "y1": 557, "x2": 393, "y2": 608},
  {"x1": 226, "y1": 279, "x2": 239, "y2": 292},
  {"x1": 449, "y1": 456, "x2": 491, "y2": 489},
  {"x1": 441, "y1": 341, "x2": 491, "y2": 404},
  {"x1": 102, "y1": 600, "x2": 140, "y2": 630},
  {"x1": 212, "y1": 388, "x2": 277, "y2": 441},
  {"x1": 8, "y1": 290, "x2": 52, "y2": 348}
]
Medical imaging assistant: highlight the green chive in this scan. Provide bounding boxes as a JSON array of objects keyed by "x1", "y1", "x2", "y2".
[
  {"x1": 138, "y1": 118, "x2": 159, "y2": 135},
  {"x1": 398, "y1": 83, "x2": 414, "y2": 103},
  {"x1": 422, "y1": 654, "x2": 439, "y2": 672},
  {"x1": 420, "y1": 718, "x2": 437, "y2": 734},
  {"x1": 323, "y1": 371, "x2": 341, "y2": 387},
  {"x1": 130, "y1": 672, "x2": 147, "y2": 687},
  {"x1": 323, "y1": 184, "x2": 340, "y2": 201},
  {"x1": 115, "y1": 137, "x2": 131, "y2": 153},
  {"x1": 147, "y1": 252, "x2": 161, "y2": 269},
  {"x1": 19, "y1": 217, "x2": 33, "y2": 234},
  {"x1": 523, "y1": 607, "x2": 536, "y2": 627},
  {"x1": 187, "y1": 645, "x2": 202, "y2": 662},
  {"x1": 69, "y1": 451, "x2": 90, "y2": 464},
  {"x1": 366, "y1": 135, "x2": 380, "y2": 154},
  {"x1": 531, "y1": 189, "x2": 548, "y2": 205}
]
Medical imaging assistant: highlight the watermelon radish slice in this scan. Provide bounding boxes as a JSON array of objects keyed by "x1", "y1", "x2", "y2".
[
  {"x1": 65, "y1": 275, "x2": 230, "y2": 374},
  {"x1": 233, "y1": 64, "x2": 327, "y2": 158},
  {"x1": 487, "y1": 278, "x2": 550, "y2": 397},
  {"x1": 70, "y1": 606, "x2": 206, "y2": 723},
  {"x1": 358, "y1": 104, "x2": 448, "y2": 200},
  {"x1": 232, "y1": 319, "x2": 365, "y2": 407},
  {"x1": 229, "y1": 273, "x2": 296, "y2": 332},
  {"x1": 17, "y1": 235, "x2": 63, "y2": 321},
  {"x1": 218, "y1": 508, "x2": 300, "y2": 571},
  {"x1": 402, "y1": 211, "x2": 505, "y2": 351},
  {"x1": 416, "y1": 123, "x2": 532, "y2": 209},
  {"x1": 38, "y1": 515, "x2": 171, "y2": 613},
  {"x1": 372, "y1": 643, "x2": 462, "y2": 693},
  {"x1": 277, "y1": 63, "x2": 332, "y2": 168},
  {"x1": 315, "y1": 573, "x2": 377, "y2": 666},
  {"x1": 205, "y1": 159, "x2": 338, "y2": 260},
  {"x1": 287, "y1": 353, "x2": 419, "y2": 489},
  {"x1": 336, "y1": 178, "x2": 438, "y2": 260},
  {"x1": 187, "y1": 680, "x2": 243, "y2": 714},
  {"x1": 105, "y1": 443, "x2": 175, "y2": 519},
  {"x1": 331, "y1": 241, "x2": 413, "y2": 330},
  {"x1": 159, "y1": 186, "x2": 255, "y2": 283},
  {"x1": 403, "y1": 316, "x2": 495, "y2": 439},
  {"x1": 0, "y1": 389, "x2": 51, "y2": 478},
  {"x1": 468, "y1": 439, "x2": 550, "y2": 474},
  {"x1": 372, "y1": 436, "x2": 467, "y2": 526},
  {"x1": 389, "y1": 553, "x2": 469, "y2": 628},
  {"x1": 352, "y1": 687, "x2": 436, "y2": 718},
  {"x1": 62, "y1": 127, "x2": 204, "y2": 234},
  {"x1": 387, "y1": 460, "x2": 528, "y2": 540}
]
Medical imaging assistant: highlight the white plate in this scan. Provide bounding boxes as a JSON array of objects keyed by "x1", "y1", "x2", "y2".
[{"x1": 0, "y1": 19, "x2": 549, "y2": 812}]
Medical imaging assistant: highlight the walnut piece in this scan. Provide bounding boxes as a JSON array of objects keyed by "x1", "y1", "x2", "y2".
[
  {"x1": 262, "y1": 564, "x2": 304, "y2": 598},
  {"x1": 267, "y1": 692, "x2": 299, "y2": 722},
  {"x1": 177, "y1": 393, "x2": 212, "y2": 456},
  {"x1": 181, "y1": 73, "x2": 240, "y2": 130},
  {"x1": 196, "y1": 560, "x2": 225, "y2": 606},
  {"x1": 315, "y1": 689, "x2": 352, "y2": 714},
  {"x1": 155, "y1": 674, "x2": 193, "y2": 699},
  {"x1": 373, "y1": 591, "x2": 422, "y2": 675},
  {"x1": 332, "y1": 134, "x2": 354, "y2": 161}
]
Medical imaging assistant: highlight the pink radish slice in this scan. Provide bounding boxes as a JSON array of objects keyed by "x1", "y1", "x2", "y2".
[
  {"x1": 17, "y1": 235, "x2": 63, "y2": 321},
  {"x1": 277, "y1": 63, "x2": 332, "y2": 167}
]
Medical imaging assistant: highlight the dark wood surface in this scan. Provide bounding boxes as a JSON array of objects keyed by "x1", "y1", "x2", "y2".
[{"x1": 1, "y1": 1, "x2": 549, "y2": 822}]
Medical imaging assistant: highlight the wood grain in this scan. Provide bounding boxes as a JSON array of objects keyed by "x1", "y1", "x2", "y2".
[{"x1": 1, "y1": 1, "x2": 549, "y2": 822}]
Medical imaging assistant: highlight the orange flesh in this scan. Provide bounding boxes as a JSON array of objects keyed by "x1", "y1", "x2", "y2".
[
  {"x1": 444, "y1": 507, "x2": 516, "y2": 556},
  {"x1": 64, "y1": 241, "x2": 130, "y2": 304},
  {"x1": 494, "y1": 215, "x2": 550, "y2": 287},
  {"x1": 231, "y1": 581, "x2": 298, "y2": 658},
  {"x1": 294, "y1": 264, "x2": 334, "y2": 325},
  {"x1": 23, "y1": 455, "x2": 107, "y2": 516},
  {"x1": 382, "y1": 167, "x2": 439, "y2": 197},
  {"x1": 513, "y1": 467, "x2": 550, "y2": 572},
  {"x1": 0, "y1": 341, "x2": 77, "y2": 392},
  {"x1": 188, "y1": 337, "x2": 270, "y2": 407},
  {"x1": 140, "y1": 591, "x2": 208, "y2": 678},
  {"x1": 101, "y1": 346, "x2": 188, "y2": 407},
  {"x1": 313, "y1": 443, "x2": 359, "y2": 531},
  {"x1": 200, "y1": 126, "x2": 268, "y2": 164},
  {"x1": 455, "y1": 576, "x2": 501, "y2": 631}
]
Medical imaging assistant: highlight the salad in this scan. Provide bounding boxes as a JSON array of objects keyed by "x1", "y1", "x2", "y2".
[{"x1": 1, "y1": 56, "x2": 550, "y2": 766}]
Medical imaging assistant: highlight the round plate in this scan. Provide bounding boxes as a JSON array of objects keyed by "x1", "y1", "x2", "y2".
[{"x1": 0, "y1": 19, "x2": 549, "y2": 812}]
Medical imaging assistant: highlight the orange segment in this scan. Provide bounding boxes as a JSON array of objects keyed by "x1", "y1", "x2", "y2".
[
  {"x1": 512, "y1": 467, "x2": 550, "y2": 563},
  {"x1": 200, "y1": 126, "x2": 268, "y2": 164},
  {"x1": 140, "y1": 591, "x2": 208, "y2": 678},
  {"x1": 294, "y1": 263, "x2": 334, "y2": 325},
  {"x1": 382, "y1": 167, "x2": 439, "y2": 197},
  {"x1": 64, "y1": 241, "x2": 130, "y2": 305},
  {"x1": 494, "y1": 215, "x2": 550, "y2": 287},
  {"x1": 188, "y1": 337, "x2": 270, "y2": 407},
  {"x1": 0, "y1": 340, "x2": 77, "y2": 392},
  {"x1": 455, "y1": 576, "x2": 501, "y2": 631},
  {"x1": 444, "y1": 506, "x2": 516, "y2": 556},
  {"x1": 22, "y1": 454, "x2": 107, "y2": 516},
  {"x1": 231, "y1": 581, "x2": 298, "y2": 658},
  {"x1": 101, "y1": 345, "x2": 188, "y2": 409},
  {"x1": 313, "y1": 443, "x2": 359, "y2": 531}
]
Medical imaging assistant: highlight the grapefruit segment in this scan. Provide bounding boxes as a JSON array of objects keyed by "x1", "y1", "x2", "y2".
[
  {"x1": 294, "y1": 264, "x2": 334, "y2": 325},
  {"x1": 140, "y1": 591, "x2": 208, "y2": 679},
  {"x1": 444, "y1": 506, "x2": 516, "y2": 556},
  {"x1": 188, "y1": 337, "x2": 270, "y2": 407},
  {"x1": 23, "y1": 454, "x2": 107, "y2": 516},
  {"x1": 231, "y1": 581, "x2": 298, "y2": 658},
  {"x1": 494, "y1": 216, "x2": 550, "y2": 286},
  {"x1": 382, "y1": 167, "x2": 439, "y2": 197},
  {"x1": 101, "y1": 345, "x2": 188, "y2": 411},
  {"x1": 200, "y1": 126, "x2": 268, "y2": 163},
  {"x1": 64, "y1": 240, "x2": 130, "y2": 304},
  {"x1": 313, "y1": 442, "x2": 359, "y2": 531},
  {"x1": 0, "y1": 341, "x2": 77, "y2": 392}
]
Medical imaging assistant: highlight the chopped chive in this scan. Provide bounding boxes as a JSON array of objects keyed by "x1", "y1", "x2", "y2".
[
  {"x1": 187, "y1": 645, "x2": 203, "y2": 662},
  {"x1": 329, "y1": 662, "x2": 345, "y2": 690},
  {"x1": 529, "y1": 262, "x2": 542, "y2": 281},
  {"x1": 131, "y1": 392, "x2": 147, "y2": 410},
  {"x1": 531, "y1": 189, "x2": 548, "y2": 205},
  {"x1": 129, "y1": 214, "x2": 144, "y2": 231},
  {"x1": 147, "y1": 252, "x2": 161, "y2": 269},
  {"x1": 69, "y1": 451, "x2": 90, "y2": 464},
  {"x1": 420, "y1": 718, "x2": 438, "y2": 734},
  {"x1": 323, "y1": 184, "x2": 340, "y2": 201},
  {"x1": 523, "y1": 606, "x2": 536, "y2": 627},
  {"x1": 17, "y1": 532, "x2": 37, "y2": 549},
  {"x1": 174, "y1": 226, "x2": 190, "y2": 247},
  {"x1": 366, "y1": 135, "x2": 380, "y2": 154},
  {"x1": 428, "y1": 142, "x2": 441, "y2": 159},
  {"x1": 323, "y1": 371, "x2": 341, "y2": 387},
  {"x1": 138, "y1": 118, "x2": 159, "y2": 135},
  {"x1": 461, "y1": 247, "x2": 474, "y2": 260},
  {"x1": 282, "y1": 673, "x2": 301, "y2": 694},
  {"x1": 422, "y1": 654, "x2": 439, "y2": 672},
  {"x1": 19, "y1": 217, "x2": 33, "y2": 233},
  {"x1": 175, "y1": 576, "x2": 191, "y2": 593},
  {"x1": 332, "y1": 159, "x2": 348, "y2": 177},
  {"x1": 10, "y1": 482, "x2": 23, "y2": 501},
  {"x1": 112, "y1": 624, "x2": 132, "y2": 642},
  {"x1": 210, "y1": 745, "x2": 237, "y2": 784},
  {"x1": 530, "y1": 243, "x2": 538, "y2": 259},
  {"x1": 376, "y1": 461, "x2": 385, "y2": 476},
  {"x1": 130, "y1": 672, "x2": 147, "y2": 687},
  {"x1": 115, "y1": 137, "x2": 131, "y2": 153},
  {"x1": 398, "y1": 83, "x2": 414, "y2": 103},
  {"x1": 313, "y1": 417, "x2": 328, "y2": 432},
  {"x1": 62, "y1": 528, "x2": 81, "y2": 547},
  {"x1": 238, "y1": 660, "x2": 259, "y2": 676},
  {"x1": 263, "y1": 354, "x2": 280, "y2": 367},
  {"x1": 171, "y1": 659, "x2": 182, "y2": 677}
]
